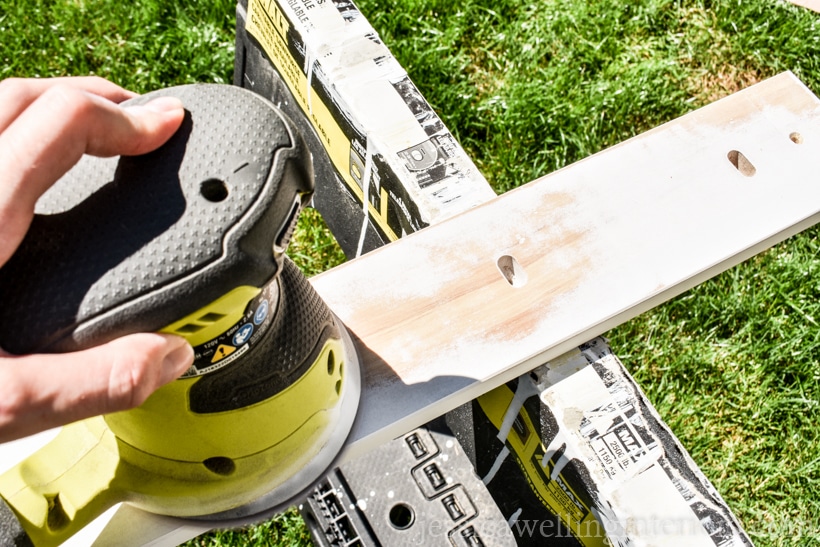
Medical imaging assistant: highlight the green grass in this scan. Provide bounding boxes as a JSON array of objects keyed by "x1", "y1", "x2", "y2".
[
  {"x1": 1, "y1": 0, "x2": 819, "y2": 545},
  {"x1": 607, "y1": 238, "x2": 820, "y2": 542},
  {"x1": 361, "y1": 1, "x2": 820, "y2": 542},
  {"x1": 363, "y1": 0, "x2": 819, "y2": 192},
  {"x1": 183, "y1": 510, "x2": 314, "y2": 546},
  {"x1": 0, "y1": 0, "x2": 235, "y2": 89}
]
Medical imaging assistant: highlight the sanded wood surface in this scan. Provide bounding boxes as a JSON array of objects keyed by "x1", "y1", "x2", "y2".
[
  {"x1": 315, "y1": 72, "x2": 820, "y2": 461},
  {"x1": 2, "y1": 72, "x2": 820, "y2": 546}
]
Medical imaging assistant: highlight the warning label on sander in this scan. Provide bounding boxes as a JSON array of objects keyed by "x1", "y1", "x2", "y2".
[{"x1": 181, "y1": 282, "x2": 277, "y2": 378}]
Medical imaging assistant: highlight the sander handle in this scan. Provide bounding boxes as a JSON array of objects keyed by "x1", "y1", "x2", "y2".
[{"x1": 0, "y1": 419, "x2": 124, "y2": 547}]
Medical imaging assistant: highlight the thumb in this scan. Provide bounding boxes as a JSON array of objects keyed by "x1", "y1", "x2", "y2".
[
  {"x1": 0, "y1": 333, "x2": 193, "y2": 443},
  {"x1": 0, "y1": 90, "x2": 185, "y2": 268},
  {"x1": 113, "y1": 96, "x2": 188, "y2": 157}
]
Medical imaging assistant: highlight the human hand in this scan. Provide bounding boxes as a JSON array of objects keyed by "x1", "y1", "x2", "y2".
[{"x1": 0, "y1": 76, "x2": 194, "y2": 443}]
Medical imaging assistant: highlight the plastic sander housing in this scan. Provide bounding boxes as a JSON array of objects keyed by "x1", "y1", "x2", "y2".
[{"x1": 0, "y1": 84, "x2": 360, "y2": 546}]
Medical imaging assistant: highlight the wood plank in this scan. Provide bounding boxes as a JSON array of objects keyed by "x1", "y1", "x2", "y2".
[
  {"x1": 2, "y1": 71, "x2": 820, "y2": 545},
  {"x1": 785, "y1": 0, "x2": 820, "y2": 13},
  {"x1": 312, "y1": 71, "x2": 820, "y2": 461}
]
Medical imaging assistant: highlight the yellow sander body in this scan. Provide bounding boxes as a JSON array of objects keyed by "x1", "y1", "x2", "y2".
[{"x1": 0, "y1": 84, "x2": 361, "y2": 546}]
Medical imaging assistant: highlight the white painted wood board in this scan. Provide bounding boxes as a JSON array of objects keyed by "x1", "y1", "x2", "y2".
[
  {"x1": 785, "y1": 0, "x2": 820, "y2": 13},
  {"x1": 1, "y1": 71, "x2": 819, "y2": 545},
  {"x1": 318, "y1": 71, "x2": 820, "y2": 461}
]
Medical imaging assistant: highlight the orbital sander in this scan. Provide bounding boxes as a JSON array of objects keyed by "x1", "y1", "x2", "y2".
[{"x1": 0, "y1": 84, "x2": 361, "y2": 546}]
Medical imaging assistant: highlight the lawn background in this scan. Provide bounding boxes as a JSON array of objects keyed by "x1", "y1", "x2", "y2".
[{"x1": 1, "y1": 0, "x2": 818, "y2": 545}]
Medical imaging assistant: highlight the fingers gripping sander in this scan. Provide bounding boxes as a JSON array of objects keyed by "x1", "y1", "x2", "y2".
[{"x1": 0, "y1": 85, "x2": 361, "y2": 546}]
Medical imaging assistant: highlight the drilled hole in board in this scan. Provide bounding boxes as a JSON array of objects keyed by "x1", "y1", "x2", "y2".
[
  {"x1": 727, "y1": 150, "x2": 756, "y2": 177},
  {"x1": 497, "y1": 255, "x2": 528, "y2": 288},
  {"x1": 200, "y1": 178, "x2": 229, "y2": 202},
  {"x1": 790, "y1": 132, "x2": 804, "y2": 144}
]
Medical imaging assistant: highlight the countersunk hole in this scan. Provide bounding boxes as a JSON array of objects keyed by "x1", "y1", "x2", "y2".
[
  {"x1": 497, "y1": 255, "x2": 528, "y2": 288},
  {"x1": 203, "y1": 456, "x2": 236, "y2": 476},
  {"x1": 790, "y1": 132, "x2": 804, "y2": 144},
  {"x1": 727, "y1": 150, "x2": 756, "y2": 177},
  {"x1": 389, "y1": 503, "x2": 415, "y2": 530},
  {"x1": 200, "y1": 178, "x2": 229, "y2": 202},
  {"x1": 327, "y1": 350, "x2": 336, "y2": 375},
  {"x1": 45, "y1": 493, "x2": 69, "y2": 531}
]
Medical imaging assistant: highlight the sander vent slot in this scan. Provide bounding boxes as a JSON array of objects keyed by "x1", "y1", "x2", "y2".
[
  {"x1": 171, "y1": 312, "x2": 228, "y2": 336},
  {"x1": 175, "y1": 324, "x2": 205, "y2": 334},
  {"x1": 199, "y1": 312, "x2": 227, "y2": 322}
]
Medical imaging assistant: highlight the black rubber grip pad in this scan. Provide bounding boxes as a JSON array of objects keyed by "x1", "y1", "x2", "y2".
[{"x1": 0, "y1": 84, "x2": 313, "y2": 354}]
